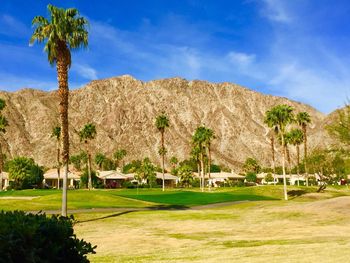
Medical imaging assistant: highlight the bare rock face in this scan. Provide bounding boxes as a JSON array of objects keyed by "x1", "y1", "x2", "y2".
[{"x1": 0, "y1": 75, "x2": 335, "y2": 169}]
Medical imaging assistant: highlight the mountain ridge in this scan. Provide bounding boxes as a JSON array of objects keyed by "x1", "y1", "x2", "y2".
[{"x1": 0, "y1": 75, "x2": 334, "y2": 170}]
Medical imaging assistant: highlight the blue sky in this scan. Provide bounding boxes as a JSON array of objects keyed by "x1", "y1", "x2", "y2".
[{"x1": 1, "y1": 0, "x2": 350, "y2": 113}]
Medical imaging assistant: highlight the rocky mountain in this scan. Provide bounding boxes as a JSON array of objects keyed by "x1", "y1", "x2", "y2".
[{"x1": 0, "y1": 75, "x2": 336, "y2": 170}]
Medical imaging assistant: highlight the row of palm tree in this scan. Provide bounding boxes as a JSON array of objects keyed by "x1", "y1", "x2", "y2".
[
  {"x1": 0, "y1": 99, "x2": 9, "y2": 192},
  {"x1": 264, "y1": 105, "x2": 311, "y2": 200},
  {"x1": 29, "y1": 4, "x2": 314, "y2": 214}
]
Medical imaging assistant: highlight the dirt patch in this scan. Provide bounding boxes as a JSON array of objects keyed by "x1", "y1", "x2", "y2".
[
  {"x1": 0, "y1": 196, "x2": 40, "y2": 200},
  {"x1": 304, "y1": 196, "x2": 350, "y2": 213},
  {"x1": 302, "y1": 192, "x2": 333, "y2": 200}
]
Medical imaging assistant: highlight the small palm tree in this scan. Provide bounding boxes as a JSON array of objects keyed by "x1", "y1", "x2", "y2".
[
  {"x1": 79, "y1": 123, "x2": 96, "y2": 190},
  {"x1": 170, "y1": 156, "x2": 178, "y2": 169},
  {"x1": 30, "y1": 4, "x2": 88, "y2": 216},
  {"x1": 203, "y1": 128, "x2": 215, "y2": 181},
  {"x1": 191, "y1": 144, "x2": 201, "y2": 184},
  {"x1": 51, "y1": 126, "x2": 61, "y2": 189},
  {"x1": 113, "y1": 149, "x2": 127, "y2": 170},
  {"x1": 155, "y1": 113, "x2": 169, "y2": 191},
  {"x1": 0, "y1": 99, "x2": 8, "y2": 191},
  {"x1": 265, "y1": 105, "x2": 294, "y2": 200},
  {"x1": 95, "y1": 152, "x2": 106, "y2": 170},
  {"x1": 288, "y1": 128, "x2": 304, "y2": 186},
  {"x1": 192, "y1": 126, "x2": 208, "y2": 192},
  {"x1": 296, "y1": 112, "x2": 311, "y2": 186}
]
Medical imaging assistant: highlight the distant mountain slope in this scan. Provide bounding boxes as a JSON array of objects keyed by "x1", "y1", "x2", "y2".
[{"x1": 0, "y1": 75, "x2": 334, "y2": 169}]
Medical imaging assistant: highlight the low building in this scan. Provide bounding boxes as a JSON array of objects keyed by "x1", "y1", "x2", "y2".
[
  {"x1": 155, "y1": 172, "x2": 179, "y2": 187},
  {"x1": 194, "y1": 171, "x2": 244, "y2": 187},
  {"x1": 43, "y1": 168, "x2": 81, "y2": 189},
  {"x1": 98, "y1": 170, "x2": 129, "y2": 188}
]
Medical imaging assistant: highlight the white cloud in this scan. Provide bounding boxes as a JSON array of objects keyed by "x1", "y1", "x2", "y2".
[
  {"x1": 260, "y1": 0, "x2": 292, "y2": 23},
  {"x1": 0, "y1": 72, "x2": 83, "y2": 92},
  {"x1": 267, "y1": 62, "x2": 350, "y2": 113},
  {"x1": 227, "y1": 51, "x2": 256, "y2": 67},
  {"x1": 73, "y1": 64, "x2": 98, "y2": 80}
]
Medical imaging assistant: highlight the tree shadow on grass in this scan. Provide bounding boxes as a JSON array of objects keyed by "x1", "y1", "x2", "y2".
[
  {"x1": 76, "y1": 210, "x2": 136, "y2": 223},
  {"x1": 288, "y1": 190, "x2": 307, "y2": 199},
  {"x1": 76, "y1": 205, "x2": 190, "y2": 223},
  {"x1": 148, "y1": 204, "x2": 189, "y2": 210}
]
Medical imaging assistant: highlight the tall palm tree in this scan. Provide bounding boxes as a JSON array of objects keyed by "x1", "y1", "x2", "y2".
[
  {"x1": 296, "y1": 112, "x2": 311, "y2": 186},
  {"x1": 265, "y1": 105, "x2": 294, "y2": 200},
  {"x1": 51, "y1": 126, "x2": 61, "y2": 189},
  {"x1": 79, "y1": 123, "x2": 96, "y2": 190},
  {"x1": 155, "y1": 113, "x2": 169, "y2": 191},
  {"x1": 288, "y1": 128, "x2": 304, "y2": 186},
  {"x1": 264, "y1": 111, "x2": 279, "y2": 184},
  {"x1": 191, "y1": 144, "x2": 201, "y2": 186},
  {"x1": 30, "y1": 4, "x2": 88, "y2": 216},
  {"x1": 0, "y1": 99, "x2": 8, "y2": 192}
]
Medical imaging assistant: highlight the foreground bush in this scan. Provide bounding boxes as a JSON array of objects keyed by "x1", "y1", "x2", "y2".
[{"x1": 0, "y1": 211, "x2": 96, "y2": 262}]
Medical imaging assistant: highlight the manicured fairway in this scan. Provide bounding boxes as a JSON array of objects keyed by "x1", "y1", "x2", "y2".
[
  {"x1": 0, "y1": 186, "x2": 348, "y2": 212},
  {"x1": 116, "y1": 190, "x2": 277, "y2": 206}
]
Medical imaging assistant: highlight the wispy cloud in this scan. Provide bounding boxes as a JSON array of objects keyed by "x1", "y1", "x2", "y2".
[
  {"x1": 227, "y1": 51, "x2": 256, "y2": 67},
  {"x1": 73, "y1": 64, "x2": 98, "y2": 80},
  {"x1": 0, "y1": 14, "x2": 30, "y2": 37},
  {"x1": 260, "y1": 0, "x2": 292, "y2": 23},
  {"x1": 0, "y1": 72, "x2": 57, "y2": 91},
  {"x1": 0, "y1": 72, "x2": 83, "y2": 92}
]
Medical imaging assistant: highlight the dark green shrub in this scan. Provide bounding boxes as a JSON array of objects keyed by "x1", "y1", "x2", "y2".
[
  {"x1": 80, "y1": 169, "x2": 103, "y2": 189},
  {"x1": 122, "y1": 160, "x2": 142, "y2": 174},
  {"x1": 0, "y1": 210, "x2": 95, "y2": 262},
  {"x1": 122, "y1": 180, "x2": 137, "y2": 188},
  {"x1": 245, "y1": 172, "x2": 257, "y2": 183},
  {"x1": 8, "y1": 157, "x2": 44, "y2": 189},
  {"x1": 191, "y1": 178, "x2": 200, "y2": 187},
  {"x1": 210, "y1": 164, "x2": 221, "y2": 173},
  {"x1": 264, "y1": 173, "x2": 274, "y2": 183}
]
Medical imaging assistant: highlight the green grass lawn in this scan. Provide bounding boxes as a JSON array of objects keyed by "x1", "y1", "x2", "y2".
[
  {"x1": 0, "y1": 185, "x2": 349, "y2": 211},
  {"x1": 115, "y1": 189, "x2": 277, "y2": 206}
]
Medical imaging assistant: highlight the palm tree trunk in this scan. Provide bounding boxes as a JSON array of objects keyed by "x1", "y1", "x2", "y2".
[
  {"x1": 57, "y1": 140, "x2": 60, "y2": 190},
  {"x1": 281, "y1": 134, "x2": 288, "y2": 200},
  {"x1": 161, "y1": 131, "x2": 165, "y2": 192},
  {"x1": 200, "y1": 149, "x2": 204, "y2": 192},
  {"x1": 297, "y1": 145, "x2": 300, "y2": 186},
  {"x1": 57, "y1": 47, "x2": 70, "y2": 217},
  {"x1": 208, "y1": 143, "x2": 212, "y2": 190},
  {"x1": 286, "y1": 145, "x2": 292, "y2": 183},
  {"x1": 197, "y1": 161, "x2": 200, "y2": 189},
  {"x1": 62, "y1": 162, "x2": 68, "y2": 215},
  {"x1": 87, "y1": 150, "x2": 92, "y2": 190},
  {"x1": 271, "y1": 136, "x2": 276, "y2": 185},
  {"x1": 0, "y1": 143, "x2": 3, "y2": 191},
  {"x1": 303, "y1": 126, "x2": 309, "y2": 186}
]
